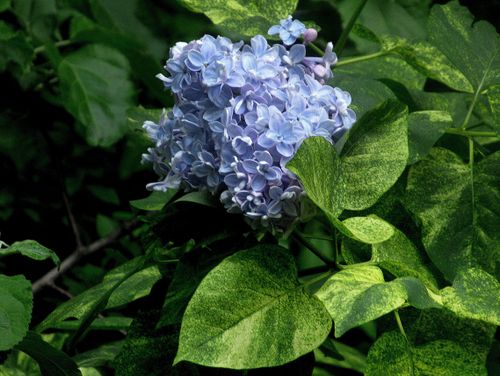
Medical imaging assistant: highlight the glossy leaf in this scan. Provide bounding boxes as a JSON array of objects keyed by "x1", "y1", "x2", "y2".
[
  {"x1": 405, "y1": 148, "x2": 500, "y2": 281},
  {"x1": 174, "y1": 245, "x2": 331, "y2": 368},
  {"x1": 315, "y1": 265, "x2": 439, "y2": 337},
  {"x1": 0, "y1": 274, "x2": 32, "y2": 351},
  {"x1": 179, "y1": 0, "x2": 298, "y2": 37},
  {"x1": 0, "y1": 239, "x2": 60, "y2": 266},
  {"x1": 441, "y1": 268, "x2": 500, "y2": 326},
  {"x1": 58, "y1": 44, "x2": 134, "y2": 147},
  {"x1": 15, "y1": 331, "x2": 81, "y2": 376}
]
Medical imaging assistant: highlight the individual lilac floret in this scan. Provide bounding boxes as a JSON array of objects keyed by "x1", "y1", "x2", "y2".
[
  {"x1": 268, "y1": 16, "x2": 306, "y2": 45},
  {"x1": 143, "y1": 17, "x2": 356, "y2": 230}
]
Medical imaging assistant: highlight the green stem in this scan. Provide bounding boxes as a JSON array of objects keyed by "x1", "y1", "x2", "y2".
[
  {"x1": 34, "y1": 40, "x2": 72, "y2": 56},
  {"x1": 293, "y1": 232, "x2": 334, "y2": 266},
  {"x1": 335, "y1": 0, "x2": 368, "y2": 56},
  {"x1": 309, "y1": 42, "x2": 324, "y2": 56},
  {"x1": 299, "y1": 233, "x2": 335, "y2": 242},
  {"x1": 445, "y1": 128, "x2": 498, "y2": 138},
  {"x1": 394, "y1": 310, "x2": 408, "y2": 341},
  {"x1": 336, "y1": 51, "x2": 386, "y2": 67},
  {"x1": 337, "y1": 260, "x2": 375, "y2": 270},
  {"x1": 469, "y1": 138, "x2": 475, "y2": 232},
  {"x1": 302, "y1": 270, "x2": 334, "y2": 287}
]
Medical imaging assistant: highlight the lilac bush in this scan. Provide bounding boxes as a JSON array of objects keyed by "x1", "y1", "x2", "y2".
[{"x1": 143, "y1": 17, "x2": 356, "y2": 229}]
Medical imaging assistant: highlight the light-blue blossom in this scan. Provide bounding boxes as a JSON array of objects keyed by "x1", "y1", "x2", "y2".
[{"x1": 143, "y1": 18, "x2": 356, "y2": 230}]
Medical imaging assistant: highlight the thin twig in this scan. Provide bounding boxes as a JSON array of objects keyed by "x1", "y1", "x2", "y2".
[{"x1": 32, "y1": 219, "x2": 139, "y2": 293}]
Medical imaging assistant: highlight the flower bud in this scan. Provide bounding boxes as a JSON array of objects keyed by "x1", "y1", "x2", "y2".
[{"x1": 303, "y1": 28, "x2": 318, "y2": 44}]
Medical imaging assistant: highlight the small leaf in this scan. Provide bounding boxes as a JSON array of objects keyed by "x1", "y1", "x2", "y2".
[
  {"x1": 405, "y1": 148, "x2": 500, "y2": 281},
  {"x1": 129, "y1": 190, "x2": 177, "y2": 211},
  {"x1": 87, "y1": 185, "x2": 120, "y2": 205},
  {"x1": 366, "y1": 331, "x2": 487, "y2": 376},
  {"x1": 407, "y1": 110, "x2": 453, "y2": 164},
  {"x1": 342, "y1": 215, "x2": 394, "y2": 244},
  {"x1": 0, "y1": 274, "x2": 33, "y2": 351},
  {"x1": 58, "y1": 44, "x2": 134, "y2": 147},
  {"x1": 174, "y1": 191, "x2": 217, "y2": 207},
  {"x1": 441, "y1": 268, "x2": 500, "y2": 326},
  {"x1": 315, "y1": 265, "x2": 439, "y2": 337},
  {"x1": 1, "y1": 239, "x2": 60, "y2": 266},
  {"x1": 73, "y1": 341, "x2": 123, "y2": 369},
  {"x1": 15, "y1": 331, "x2": 81, "y2": 376},
  {"x1": 51, "y1": 317, "x2": 133, "y2": 331},
  {"x1": 174, "y1": 245, "x2": 331, "y2": 369},
  {"x1": 179, "y1": 0, "x2": 299, "y2": 37}
]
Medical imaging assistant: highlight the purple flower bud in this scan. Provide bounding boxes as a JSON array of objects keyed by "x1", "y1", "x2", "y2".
[{"x1": 303, "y1": 28, "x2": 318, "y2": 44}]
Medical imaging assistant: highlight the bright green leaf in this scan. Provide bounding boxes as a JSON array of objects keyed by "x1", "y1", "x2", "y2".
[
  {"x1": 174, "y1": 245, "x2": 331, "y2": 369},
  {"x1": 129, "y1": 190, "x2": 177, "y2": 211},
  {"x1": 315, "y1": 265, "x2": 439, "y2": 337},
  {"x1": 1, "y1": 239, "x2": 60, "y2": 266},
  {"x1": 0, "y1": 274, "x2": 32, "y2": 351},
  {"x1": 179, "y1": 0, "x2": 298, "y2": 37},
  {"x1": 58, "y1": 44, "x2": 134, "y2": 147},
  {"x1": 405, "y1": 148, "x2": 500, "y2": 281},
  {"x1": 441, "y1": 268, "x2": 500, "y2": 326},
  {"x1": 407, "y1": 110, "x2": 453, "y2": 164},
  {"x1": 15, "y1": 331, "x2": 81, "y2": 376},
  {"x1": 366, "y1": 331, "x2": 487, "y2": 376},
  {"x1": 342, "y1": 215, "x2": 394, "y2": 244}
]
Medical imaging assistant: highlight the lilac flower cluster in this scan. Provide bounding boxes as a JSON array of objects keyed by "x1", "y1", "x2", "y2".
[{"x1": 142, "y1": 17, "x2": 356, "y2": 229}]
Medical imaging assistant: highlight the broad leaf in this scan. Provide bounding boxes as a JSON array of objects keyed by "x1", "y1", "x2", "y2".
[
  {"x1": 179, "y1": 0, "x2": 299, "y2": 37},
  {"x1": 341, "y1": 215, "x2": 394, "y2": 244},
  {"x1": 407, "y1": 111, "x2": 453, "y2": 164},
  {"x1": 366, "y1": 331, "x2": 487, "y2": 376},
  {"x1": 288, "y1": 100, "x2": 408, "y2": 222},
  {"x1": 130, "y1": 190, "x2": 177, "y2": 211},
  {"x1": 15, "y1": 331, "x2": 81, "y2": 376},
  {"x1": 405, "y1": 148, "x2": 500, "y2": 281},
  {"x1": 0, "y1": 240, "x2": 60, "y2": 266},
  {"x1": 441, "y1": 268, "x2": 500, "y2": 326},
  {"x1": 174, "y1": 245, "x2": 331, "y2": 369},
  {"x1": 37, "y1": 257, "x2": 159, "y2": 332},
  {"x1": 58, "y1": 44, "x2": 134, "y2": 147},
  {"x1": 0, "y1": 274, "x2": 32, "y2": 351},
  {"x1": 315, "y1": 265, "x2": 439, "y2": 337},
  {"x1": 428, "y1": 2, "x2": 500, "y2": 94}
]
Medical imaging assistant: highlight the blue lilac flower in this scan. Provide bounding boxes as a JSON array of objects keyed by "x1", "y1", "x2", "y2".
[{"x1": 142, "y1": 17, "x2": 356, "y2": 230}]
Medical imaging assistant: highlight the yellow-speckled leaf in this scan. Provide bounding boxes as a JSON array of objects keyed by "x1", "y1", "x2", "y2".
[{"x1": 342, "y1": 215, "x2": 394, "y2": 244}]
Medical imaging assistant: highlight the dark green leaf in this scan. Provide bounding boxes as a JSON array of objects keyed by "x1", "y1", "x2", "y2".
[
  {"x1": 174, "y1": 245, "x2": 331, "y2": 368},
  {"x1": 179, "y1": 0, "x2": 298, "y2": 37},
  {"x1": 73, "y1": 341, "x2": 123, "y2": 368},
  {"x1": 405, "y1": 148, "x2": 500, "y2": 281},
  {"x1": 0, "y1": 274, "x2": 32, "y2": 351},
  {"x1": 0, "y1": 0, "x2": 10, "y2": 12},
  {"x1": 0, "y1": 240, "x2": 60, "y2": 266},
  {"x1": 174, "y1": 191, "x2": 218, "y2": 208},
  {"x1": 130, "y1": 190, "x2": 177, "y2": 211},
  {"x1": 407, "y1": 110, "x2": 453, "y2": 164},
  {"x1": 366, "y1": 331, "x2": 487, "y2": 376},
  {"x1": 441, "y1": 268, "x2": 500, "y2": 326},
  {"x1": 58, "y1": 44, "x2": 134, "y2": 147},
  {"x1": 15, "y1": 331, "x2": 81, "y2": 376},
  {"x1": 51, "y1": 317, "x2": 133, "y2": 331},
  {"x1": 87, "y1": 185, "x2": 120, "y2": 205}
]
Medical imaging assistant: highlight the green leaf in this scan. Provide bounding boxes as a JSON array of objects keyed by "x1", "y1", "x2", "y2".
[
  {"x1": 0, "y1": 274, "x2": 32, "y2": 351},
  {"x1": 315, "y1": 265, "x2": 439, "y2": 337},
  {"x1": 0, "y1": 240, "x2": 60, "y2": 266},
  {"x1": 341, "y1": 215, "x2": 394, "y2": 244},
  {"x1": 129, "y1": 190, "x2": 177, "y2": 211},
  {"x1": 58, "y1": 44, "x2": 134, "y2": 147},
  {"x1": 14, "y1": 331, "x2": 81, "y2": 376},
  {"x1": 428, "y1": 2, "x2": 500, "y2": 92},
  {"x1": 407, "y1": 110, "x2": 453, "y2": 164},
  {"x1": 87, "y1": 185, "x2": 120, "y2": 205},
  {"x1": 95, "y1": 214, "x2": 118, "y2": 238},
  {"x1": 11, "y1": 0, "x2": 57, "y2": 43},
  {"x1": 174, "y1": 191, "x2": 218, "y2": 207},
  {"x1": 441, "y1": 268, "x2": 500, "y2": 326},
  {"x1": 315, "y1": 338, "x2": 367, "y2": 373},
  {"x1": 371, "y1": 227, "x2": 438, "y2": 289},
  {"x1": 51, "y1": 317, "x2": 133, "y2": 331},
  {"x1": 73, "y1": 341, "x2": 123, "y2": 369},
  {"x1": 0, "y1": 0, "x2": 10, "y2": 12},
  {"x1": 288, "y1": 100, "x2": 408, "y2": 222},
  {"x1": 405, "y1": 148, "x2": 500, "y2": 281},
  {"x1": 37, "y1": 257, "x2": 157, "y2": 332},
  {"x1": 366, "y1": 331, "x2": 487, "y2": 376},
  {"x1": 174, "y1": 245, "x2": 331, "y2": 369},
  {"x1": 179, "y1": 0, "x2": 298, "y2": 37}
]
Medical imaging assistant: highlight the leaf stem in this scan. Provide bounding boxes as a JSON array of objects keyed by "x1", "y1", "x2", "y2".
[
  {"x1": 394, "y1": 310, "x2": 408, "y2": 341},
  {"x1": 336, "y1": 51, "x2": 386, "y2": 67},
  {"x1": 302, "y1": 270, "x2": 334, "y2": 287},
  {"x1": 445, "y1": 128, "x2": 498, "y2": 138},
  {"x1": 292, "y1": 231, "x2": 335, "y2": 266},
  {"x1": 308, "y1": 42, "x2": 325, "y2": 56},
  {"x1": 335, "y1": 0, "x2": 369, "y2": 56},
  {"x1": 34, "y1": 40, "x2": 72, "y2": 55}
]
